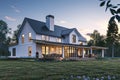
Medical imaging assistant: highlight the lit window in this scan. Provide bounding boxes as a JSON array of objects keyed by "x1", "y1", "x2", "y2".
[
  {"x1": 22, "y1": 34, "x2": 24, "y2": 43},
  {"x1": 56, "y1": 38, "x2": 61, "y2": 42},
  {"x1": 42, "y1": 45, "x2": 49, "y2": 54},
  {"x1": 72, "y1": 34, "x2": 76, "y2": 43},
  {"x1": 42, "y1": 35, "x2": 49, "y2": 41},
  {"x1": 28, "y1": 46, "x2": 32, "y2": 56},
  {"x1": 28, "y1": 33, "x2": 32, "y2": 42},
  {"x1": 42, "y1": 46, "x2": 45, "y2": 54},
  {"x1": 46, "y1": 46, "x2": 49, "y2": 54},
  {"x1": 46, "y1": 36, "x2": 49, "y2": 41},
  {"x1": 42, "y1": 35, "x2": 45, "y2": 40}
]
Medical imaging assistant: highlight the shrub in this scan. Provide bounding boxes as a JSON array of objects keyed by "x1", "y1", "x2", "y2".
[
  {"x1": 42, "y1": 53, "x2": 62, "y2": 61},
  {"x1": 0, "y1": 43, "x2": 10, "y2": 57},
  {"x1": 95, "y1": 56, "x2": 104, "y2": 60}
]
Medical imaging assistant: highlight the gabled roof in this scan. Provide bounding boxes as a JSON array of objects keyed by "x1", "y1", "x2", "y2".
[{"x1": 18, "y1": 17, "x2": 87, "y2": 42}]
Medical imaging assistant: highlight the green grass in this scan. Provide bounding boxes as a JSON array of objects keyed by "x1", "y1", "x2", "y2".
[{"x1": 0, "y1": 58, "x2": 120, "y2": 80}]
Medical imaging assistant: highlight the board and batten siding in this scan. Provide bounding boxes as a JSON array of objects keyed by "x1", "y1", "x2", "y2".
[{"x1": 9, "y1": 21, "x2": 36, "y2": 58}]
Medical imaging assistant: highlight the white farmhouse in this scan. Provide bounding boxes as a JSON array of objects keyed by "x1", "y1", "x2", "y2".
[{"x1": 9, "y1": 15, "x2": 106, "y2": 58}]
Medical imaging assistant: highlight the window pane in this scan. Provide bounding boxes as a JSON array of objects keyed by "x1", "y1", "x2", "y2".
[
  {"x1": 42, "y1": 46, "x2": 45, "y2": 54},
  {"x1": 28, "y1": 33, "x2": 32, "y2": 42},
  {"x1": 46, "y1": 46, "x2": 49, "y2": 54},
  {"x1": 42, "y1": 35, "x2": 49, "y2": 41},
  {"x1": 72, "y1": 35, "x2": 76, "y2": 43},
  {"x1": 22, "y1": 34, "x2": 24, "y2": 43},
  {"x1": 56, "y1": 38, "x2": 61, "y2": 42}
]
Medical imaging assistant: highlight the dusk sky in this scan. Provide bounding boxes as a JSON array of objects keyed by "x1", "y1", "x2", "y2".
[{"x1": 0, "y1": 0, "x2": 120, "y2": 40}]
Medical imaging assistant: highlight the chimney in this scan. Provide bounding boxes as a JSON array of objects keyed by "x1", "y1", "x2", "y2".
[{"x1": 46, "y1": 15, "x2": 54, "y2": 31}]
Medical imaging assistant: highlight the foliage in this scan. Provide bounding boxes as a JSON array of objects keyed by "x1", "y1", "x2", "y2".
[
  {"x1": 42, "y1": 53, "x2": 62, "y2": 61},
  {"x1": 99, "y1": 0, "x2": 120, "y2": 57},
  {"x1": 0, "y1": 43, "x2": 10, "y2": 56},
  {"x1": 106, "y1": 20, "x2": 118, "y2": 45},
  {"x1": 100, "y1": 0, "x2": 120, "y2": 23},
  {"x1": 0, "y1": 20, "x2": 11, "y2": 56},
  {"x1": 88, "y1": 30, "x2": 106, "y2": 47},
  {"x1": 106, "y1": 11, "x2": 119, "y2": 57},
  {"x1": 0, "y1": 20, "x2": 11, "y2": 44},
  {"x1": 12, "y1": 24, "x2": 21, "y2": 43}
]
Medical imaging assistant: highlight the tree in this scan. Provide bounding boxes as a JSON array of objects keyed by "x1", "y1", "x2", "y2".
[
  {"x1": 106, "y1": 19, "x2": 119, "y2": 57},
  {"x1": 99, "y1": 0, "x2": 120, "y2": 57},
  {"x1": 0, "y1": 20, "x2": 11, "y2": 56},
  {"x1": 88, "y1": 30, "x2": 106, "y2": 55},
  {"x1": 88, "y1": 30, "x2": 106, "y2": 47},
  {"x1": 12, "y1": 24, "x2": 21, "y2": 43},
  {"x1": 0, "y1": 20, "x2": 9, "y2": 43}
]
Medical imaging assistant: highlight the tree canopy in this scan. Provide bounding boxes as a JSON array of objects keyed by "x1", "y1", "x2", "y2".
[
  {"x1": 0, "y1": 20, "x2": 11, "y2": 56},
  {"x1": 88, "y1": 30, "x2": 106, "y2": 47}
]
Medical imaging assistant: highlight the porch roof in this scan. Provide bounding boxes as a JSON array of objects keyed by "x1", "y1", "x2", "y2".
[
  {"x1": 32, "y1": 39, "x2": 108, "y2": 50},
  {"x1": 32, "y1": 39, "x2": 88, "y2": 48}
]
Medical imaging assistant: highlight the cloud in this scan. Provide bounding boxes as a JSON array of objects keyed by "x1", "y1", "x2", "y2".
[
  {"x1": 5, "y1": 16, "x2": 16, "y2": 21},
  {"x1": 11, "y1": 5, "x2": 20, "y2": 13},
  {"x1": 59, "y1": 20, "x2": 67, "y2": 24}
]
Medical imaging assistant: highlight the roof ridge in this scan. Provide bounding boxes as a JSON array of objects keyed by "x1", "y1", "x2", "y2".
[{"x1": 25, "y1": 17, "x2": 71, "y2": 30}]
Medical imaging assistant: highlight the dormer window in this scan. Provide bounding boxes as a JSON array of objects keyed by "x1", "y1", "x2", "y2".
[
  {"x1": 72, "y1": 34, "x2": 76, "y2": 43},
  {"x1": 22, "y1": 34, "x2": 24, "y2": 43},
  {"x1": 42, "y1": 35, "x2": 49, "y2": 41},
  {"x1": 28, "y1": 33, "x2": 32, "y2": 42}
]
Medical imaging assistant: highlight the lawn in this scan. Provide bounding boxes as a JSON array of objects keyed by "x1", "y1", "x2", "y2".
[{"x1": 0, "y1": 58, "x2": 120, "y2": 80}]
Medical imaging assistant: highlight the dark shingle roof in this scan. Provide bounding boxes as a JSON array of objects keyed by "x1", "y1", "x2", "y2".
[
  {"x1": 18, "y1": 17, "x2": 87, "y2": 42},
  {"x1": 61, "y1": 29, "x2": 74, "y2": 36}
]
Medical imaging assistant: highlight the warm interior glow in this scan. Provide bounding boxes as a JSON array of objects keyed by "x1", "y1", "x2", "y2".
[
  {"x1": 22, "y1": 34, "x2": 24, "y2": 43},
  {"x1": 28, "y1": 33, "x2": 32, "y2": 42}
]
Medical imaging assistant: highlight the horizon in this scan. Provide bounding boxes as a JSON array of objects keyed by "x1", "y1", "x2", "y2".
[{"x1": 0, "y1": 0, "x2": 120, "y2": 40}]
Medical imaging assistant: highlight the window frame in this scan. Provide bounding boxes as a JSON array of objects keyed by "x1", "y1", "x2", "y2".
[
  {"x1": 21, "y1": 34, "x2": 25, "y2": 44},
  {"x1": 72, "y1": 34, "x2": 76, "y2": 43},
  {"x1": 56, "y1": 38, "x2": 61, "y2": 42},
  {"x1": 42, "y1": 35, "x2": 49, "y2": 41},
  {"x1": 28, "y1": 33, "x2": 32, "y2": 42},
  {"x1": 12, "y1": 48, "x2": 16, "y2": 56}
]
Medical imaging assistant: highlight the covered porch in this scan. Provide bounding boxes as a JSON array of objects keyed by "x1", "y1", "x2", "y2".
[{"x1": 33, "y1": 39, "x2": 107, "y2": 59}]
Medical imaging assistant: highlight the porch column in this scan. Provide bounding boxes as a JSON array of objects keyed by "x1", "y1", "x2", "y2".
[
  {"x1": 90, "y1": 48, "x2": 92, "y2": 54},
  {"x1": 87, "y1": 49, "x2": 89, "y2": 54},
  {"x1": 102, "y1": 49, "x2": 104, "y2": 58},
  {"x1": 62, "y1": 46, "x2": 64, "y2": 58},
  {"x1": 82, "y1": 48, "x2": 85, "y2": 58}
]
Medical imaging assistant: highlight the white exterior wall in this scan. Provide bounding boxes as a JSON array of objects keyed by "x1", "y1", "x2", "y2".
[
  {"x1": 69, "y1": 30, "x2": 79, "y2": 44},
  {"x1": 36, "y1": 34, "x2": 42, "y2": 40},
  {"x1": 9, "y1": 21, "x2": 36, "y2": 58}
]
